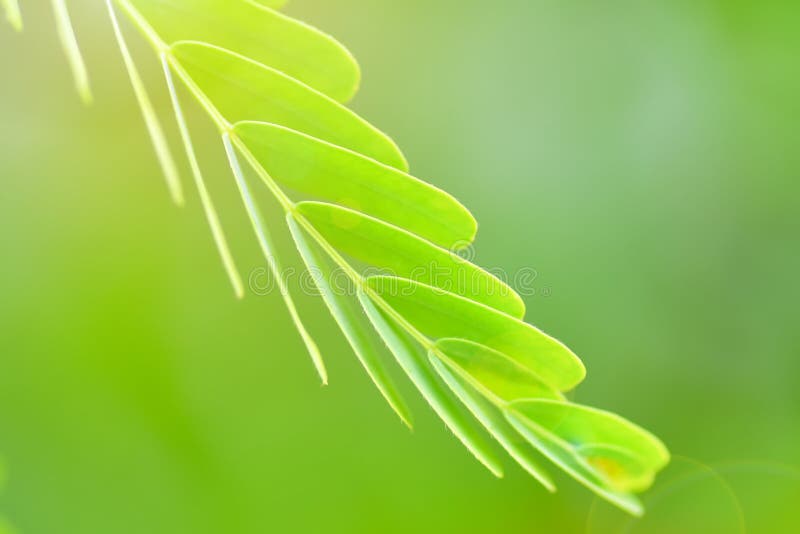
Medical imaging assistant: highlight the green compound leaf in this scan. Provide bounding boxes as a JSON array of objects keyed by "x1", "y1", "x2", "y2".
[
  {"x1": 365, "y1": 276, "x2": 584, "y2": 392},
  {"x1": 235, "y1": 121, "x2": 476, "y2": 248},
  {"x1": 297, "y1": 202, "x2": 525, "y2": 317},
  {"x1": 128, "y1": 0, "x2": 358, "y2": 101},
  {"x1": 287, "y1": 214, "x2": 413, "y2": 427},
  {"x1": 8, "y1": 0, "x2": 670, "y2": 514},
  {"x1": 171, "y1": 41, "x2": 407, "y2": 170},
  {"x1": 506, "y1": 399, "x2": 670, "y2": 516}
]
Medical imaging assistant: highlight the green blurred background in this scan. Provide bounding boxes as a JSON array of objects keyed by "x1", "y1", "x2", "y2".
[{"x1": 1, "y1": 1, "x2": 799, "y2": 532}]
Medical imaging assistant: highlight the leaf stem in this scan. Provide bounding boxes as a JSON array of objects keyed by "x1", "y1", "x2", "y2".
[
  {"x1": 166, "y1": 55, "x2": 231, "y2": 131},
  {"x1": 114, "y1": 0, "x2": 168, "y2": 55},
  {"x1": 229, "y1": 135, "x2": 295, "y2": 212}
]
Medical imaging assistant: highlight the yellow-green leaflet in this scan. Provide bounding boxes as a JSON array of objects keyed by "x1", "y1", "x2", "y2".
[
  {"x1": 128, "y1": 0, "x2": 358, "y2": 101},
  {"x1": 366, "y1": 276, "x2": 585, "y2": 392},
  {"x1": 506, "y1": 410, "x2": 645, "y2": 516},
  {"x1": 506, "y1": 399, "x2": 670, "y2": 515},
  {"x1": 297, "y1": 202, "x2": 525, "y2": 317},
  {"x1": 235, "y1": 121, "x2": 476, "y2": 248},
  {"x1": 171, "y1": 42, "x2": 407, "y2": 170},
  {"x1": 510, "y1": 400, "x2": 669, "y2": 488},
  {"x1": 287, "y1": 215, "x2": 413, "y2": 427}
]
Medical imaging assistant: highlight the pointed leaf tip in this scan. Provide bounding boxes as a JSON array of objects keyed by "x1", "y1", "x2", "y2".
[
  {"x1": 287, "y1": 214, "x2": 413, "y2": 428},
  {"x1": 357, "y1": 290, "x2": 504, "y2": 477},
  {"x1": 430, "y1": 353, "x2": 556, "y2": 491},
  {"x1": 506, "y1": 399, "x2": 667, "y2": 515},
  {"x1": 222, "y1": 135, "x2": 327, "y2": 385}
]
